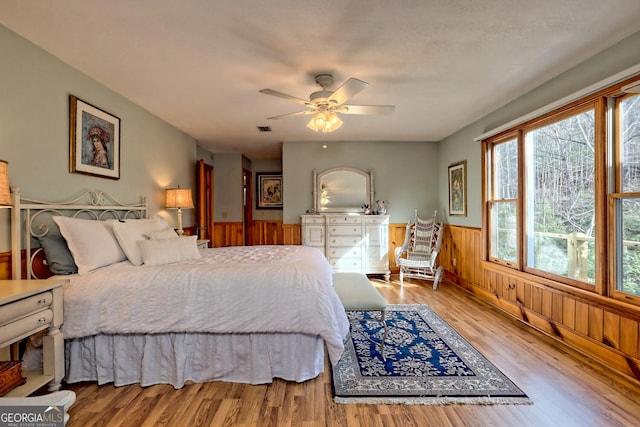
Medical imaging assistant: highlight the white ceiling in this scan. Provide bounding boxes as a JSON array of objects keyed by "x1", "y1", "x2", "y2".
[{"x1": 2, "y1": 1, "x2": 640, "y2": 160}]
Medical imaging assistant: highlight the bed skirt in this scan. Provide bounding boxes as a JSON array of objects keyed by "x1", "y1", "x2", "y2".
[{"x1": 64, "y1": 332, "x2": 326, "y2": 388}]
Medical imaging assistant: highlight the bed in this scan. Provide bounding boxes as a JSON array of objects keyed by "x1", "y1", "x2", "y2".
[{"x1": 9, "y1": 188, "x2": 349, "y2": 387}]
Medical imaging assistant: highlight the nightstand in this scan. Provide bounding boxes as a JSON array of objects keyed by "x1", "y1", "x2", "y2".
[
  {"x1": 0, "y1": 279, "x2": 67, "y2": 396},
  {"x1": 196, "y1": 239, "x2": 210, "y2": 249}
]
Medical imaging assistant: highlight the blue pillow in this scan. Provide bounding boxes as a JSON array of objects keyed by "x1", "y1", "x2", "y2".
[{"x1": 38, "y1": 234, "x2": 78, "y2": 275}]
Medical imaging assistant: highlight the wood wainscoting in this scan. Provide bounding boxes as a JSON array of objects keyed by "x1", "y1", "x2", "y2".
[
  {"x1": 440, "y1": 224, "x2": 640, "y2": 384},
  {"x1": 198, "y1": 220, "x2": 432, "y2": 275},
  {"x1": 3, "y1": 220, "x2": 638, "y2": 384}
]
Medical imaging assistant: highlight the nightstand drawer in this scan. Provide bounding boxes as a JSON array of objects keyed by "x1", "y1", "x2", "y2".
[
  {"x1": 0, "y1": 291, "x2": 52, "y2": 325},
  {"x1": 0, "y1": 309, "x2": 53, "y2": 346}
]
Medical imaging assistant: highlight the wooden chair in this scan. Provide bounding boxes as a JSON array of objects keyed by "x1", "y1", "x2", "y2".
[{"x1": 394, "y1": 210, "x2": 444, "y2": 289}]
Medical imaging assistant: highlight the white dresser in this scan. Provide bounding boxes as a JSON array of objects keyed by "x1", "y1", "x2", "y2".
[{"x1": 302, "y1": 214, "x2": 390, "y2": 280}]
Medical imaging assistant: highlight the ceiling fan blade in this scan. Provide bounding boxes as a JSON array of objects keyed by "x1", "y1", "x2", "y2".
[
  {"x1": 266, "y1": 110, "x2": 316, "y2": 120},
  {"x1": 327, "y1": 78, "x2": 369, "y2": 106},
  {"x1": 259, "y1": 89, "x2": 310, "y2": 106},
  {"x1": 337, "y1": 105, "x2": 395, "y2": 115}
]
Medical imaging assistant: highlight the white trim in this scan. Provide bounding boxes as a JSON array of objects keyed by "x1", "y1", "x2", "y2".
[{"x1": 474, "y1": 63, "x2": 640, "y2": 142}]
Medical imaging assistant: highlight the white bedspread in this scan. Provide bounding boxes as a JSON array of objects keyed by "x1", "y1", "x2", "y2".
[{"x1": 62, "y1": 245, "x2": 349, "y2": 364}]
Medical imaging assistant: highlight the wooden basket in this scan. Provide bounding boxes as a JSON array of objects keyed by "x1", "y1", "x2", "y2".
[{"x1": 0, "y1": 361, "x2": 27, "y2": 396}]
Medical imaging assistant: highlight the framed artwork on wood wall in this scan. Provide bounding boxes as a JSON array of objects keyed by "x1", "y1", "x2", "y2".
[
  {"x1": 256, "y1": 172, "x2": 283, "y2": 209},
  {"x1": 69, "y1": 95, "x2": 121, "y2": 180},
  {"x1": 448, "y1": 160, "x2": 467, "y2": 216}
]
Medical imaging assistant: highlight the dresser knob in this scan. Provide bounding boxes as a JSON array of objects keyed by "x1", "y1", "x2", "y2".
[
  {"x1": 38, "y1": 317, "x2": 47, "y2": 324},
  {"x1": 37, "y1": 298, "x2": 47, "y2": 305}
]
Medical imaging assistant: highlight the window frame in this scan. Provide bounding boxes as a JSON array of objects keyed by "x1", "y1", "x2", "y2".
[
  {"x1": 610, "y1": 92, "x2": 640, "y2": 304},
  {"x1": 482, "y1": 76, "x2": 640, "y2": 303},
  {"x1": 485, "y1": 132, "x2": 521, "y2": 269}
]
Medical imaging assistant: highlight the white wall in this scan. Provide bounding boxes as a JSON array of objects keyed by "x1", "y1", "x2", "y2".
[
  {"x1": 0, "y1": 24, "x2": 197, "y2": 251},
  {"x1": 282, "y1": 141, "x2": 440, "y2": 224}
]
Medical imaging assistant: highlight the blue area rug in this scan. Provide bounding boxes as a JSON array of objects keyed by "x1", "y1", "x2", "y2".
[{"x1": 332, "y1": 304, "x2": 531, "y2": 405}]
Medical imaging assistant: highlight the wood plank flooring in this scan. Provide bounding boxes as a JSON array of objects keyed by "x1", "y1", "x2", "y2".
[{"x1": 63, "y1": 277, "x2": 640, "y2": 427}]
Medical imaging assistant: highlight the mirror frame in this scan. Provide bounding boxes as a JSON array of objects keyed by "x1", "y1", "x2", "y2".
[{"x1": 312, "y1": 167, "x2": 375, "y2": 213}]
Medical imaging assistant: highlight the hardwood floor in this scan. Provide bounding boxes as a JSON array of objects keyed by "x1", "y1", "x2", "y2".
[{"x1": 64, "y1": 277, "x2": 640, "y2": 427}]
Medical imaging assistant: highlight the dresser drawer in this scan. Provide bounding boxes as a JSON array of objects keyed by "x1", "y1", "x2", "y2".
[
  {"x1": 0, "y1": 291, "x2": 52, "y2": 326},
  {"x1": 301, "y1": 215, "x2": 325, "y2": 224},
  {"x1": 0, "y1": 309, "x2": 53, "y2": 346},
  {"x1": 365, "y1": 216, "x2": 389, "y2": 225},
  {"x1": 330, "y1": 257, "x2": 363, "y2": 270},
  {"x1": 328, "y1": 225, "x2": 361, "y2": 236},
  {"x1": 328, "y1": 235, "x2": 363, "y2": 247},
  {"x1": 327, "y1": 246, "x2": 362, "y2": 258},
  {"x1": 327, "y1": 216, "x2": 362, "y2": 225}
]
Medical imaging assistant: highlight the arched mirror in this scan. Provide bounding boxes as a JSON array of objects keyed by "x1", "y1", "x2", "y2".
[{"x1": 313, "y1": 168, "x2": 374, "y2": 213}]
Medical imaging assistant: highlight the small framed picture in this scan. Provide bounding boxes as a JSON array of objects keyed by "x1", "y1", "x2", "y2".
[
  {"x1": 448, "y1": 161, "x2": 467, "y2": 216},
  {"x1": 69, "y1": 95, "x2": 121, "y2": 179},
  {"x1": 256, "y1": 172, "x2": 283, "y2": 209}
]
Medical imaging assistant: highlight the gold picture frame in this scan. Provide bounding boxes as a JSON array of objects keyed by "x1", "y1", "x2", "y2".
[
  {"x1": 448, "y1": 161, "x2": 467, "y2": 216},
  {"x1": 69, "y1": 95, "x2": 121, "y2": 180}
]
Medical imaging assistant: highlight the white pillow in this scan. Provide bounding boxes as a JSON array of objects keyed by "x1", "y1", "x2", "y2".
[
  {"x1": 112, "y1": 218, "x2": 171, "y2": 266},
  {"x1": 53, "y1": 216, "x2": 127, "y2": 275},
  {"x1": 138, "y1": 236, "x2": 201, "y2": 266},
  {"x1": 148, "y1": 228, "x2": 178, "y2": 240}
]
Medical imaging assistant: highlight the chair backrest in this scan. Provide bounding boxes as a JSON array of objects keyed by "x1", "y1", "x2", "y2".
[{"x1": 408, "y1": 210, "x2": 439, "y2": 255}]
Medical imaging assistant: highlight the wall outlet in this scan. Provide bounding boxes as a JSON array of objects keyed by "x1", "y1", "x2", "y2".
[{"x1": 452, "y1": 258, "x2": 457, "y2": 267}]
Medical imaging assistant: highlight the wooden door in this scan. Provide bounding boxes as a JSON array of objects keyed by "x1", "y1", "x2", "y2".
[
  {"x1": 196, "y1": 160, "x2": 214, "y2": 246},
  {"x1": 243, "y1": 168, "x2": 253, "y2": 245}
]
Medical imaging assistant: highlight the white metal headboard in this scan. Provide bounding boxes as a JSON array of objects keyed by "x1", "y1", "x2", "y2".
[{"x1": 10, "y1": 187, "x2": 148, "y2": 279}]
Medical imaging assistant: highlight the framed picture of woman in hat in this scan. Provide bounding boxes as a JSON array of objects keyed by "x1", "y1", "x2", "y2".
[{"x1": 69, "y1": 95, "x2": 121, "y2": 179}]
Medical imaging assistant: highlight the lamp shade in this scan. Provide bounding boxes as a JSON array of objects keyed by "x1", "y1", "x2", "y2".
[
  {"x1": 0, "y1": 160, "x2": 11, "y2": 206},
  {"x1": 165, "y1": 187, "x2": 194, "y2": 209}
]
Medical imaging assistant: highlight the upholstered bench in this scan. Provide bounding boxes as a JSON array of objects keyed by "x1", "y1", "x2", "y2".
[{"x1": 333, "y1": 272, "x2": 388, "y2": 359}]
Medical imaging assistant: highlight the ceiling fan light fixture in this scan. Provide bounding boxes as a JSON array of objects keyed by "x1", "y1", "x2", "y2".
[{"x1": 307, "y1": 111, "x2": 343, "y2": 133}]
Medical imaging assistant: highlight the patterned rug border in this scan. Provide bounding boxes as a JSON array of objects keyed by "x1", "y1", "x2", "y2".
[{"x1": 332, "y1": 304, "x2": 532, "y2": 406}]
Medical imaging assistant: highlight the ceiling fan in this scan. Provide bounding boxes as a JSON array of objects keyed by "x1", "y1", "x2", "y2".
[{"x1": 259, "y1": 74, "x2": 395, "y2": 132}]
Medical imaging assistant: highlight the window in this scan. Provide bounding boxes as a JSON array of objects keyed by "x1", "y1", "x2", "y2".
[
  {"x1": 525, "y1": 106, "x2": 596, "y2": 285},
  {"x1": 614, "y1": 93, "x2": 640, "y2": 298},
  {"x1": 488, "y1": 136, "x2": 518, "y2": 266},
  {"x1": 483, "y1": 77, "x2": 640, "y2": 302}
]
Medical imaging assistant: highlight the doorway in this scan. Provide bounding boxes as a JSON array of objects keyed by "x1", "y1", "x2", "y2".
[
  {"x1": 243, "y1": 169, "x2": 253, "y2": 245},
  {"x1": 196, "y1": 160, "x2": 213, "y2": 246}
]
